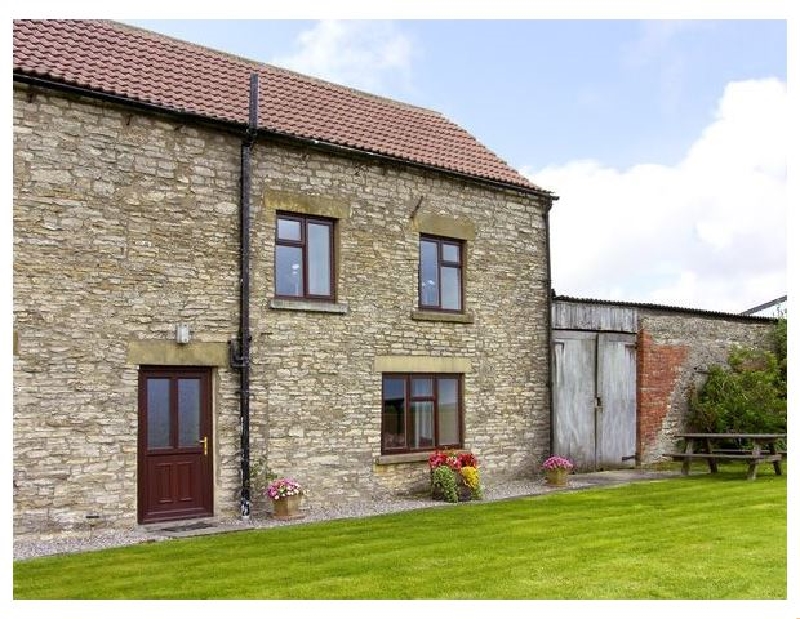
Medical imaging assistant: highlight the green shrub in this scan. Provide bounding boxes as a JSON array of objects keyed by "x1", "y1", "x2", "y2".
[
  {"x1": 689, "y1": 321, "x2": 787, "y2": 440},
  {"x1": 773, "y1": 317, "x2": 787, "y2": 399},
  {"x1": 431, "y1": 465, "x2": 458, "y2": 503},
  {"x1": 247, "y1": 455, "x2": 277, "y2": 498}
]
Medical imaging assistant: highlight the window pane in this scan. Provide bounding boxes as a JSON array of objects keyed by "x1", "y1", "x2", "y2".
[
  {"x1": 147, "y1": 378, "x2": 171, "y2": 449},
  {"x1": 437, "y1": 378, "x2": 460, "y2": 445},
  {"x1": 411, "y1": 377, "x2": 433, "y2": 397},
  {"x1": 441, "y1": 266, "x2": 462, "y2": 310},
  {"x1": 410, "y1": 401, "x2": 434, "y2": 449},
  {"x1": 442, "y1": 243, "x2": 460, "y2": 263},
  {"x1": 277, "y1": 218, "x2": 301, "y2": 241},
  {"x1": 178, "y1": 378, "x2": 201, "y2": 448},
  {"x1": 383, "y1": 378, "x2": 406, "y2": 450},
  {"x1": 420, "y1": 239, "x2": 439, "y2": 307},
  {"x1": 276, "y1": 245, "x2": 304, "y2": 296},
  {"x1": 307, "y1": 222, "x2": 331, "y2": 296}
]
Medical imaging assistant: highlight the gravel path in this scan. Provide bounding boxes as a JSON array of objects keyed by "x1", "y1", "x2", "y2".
[{"x1": 14, "y1": 472, "x2": 673, "y2": 562}]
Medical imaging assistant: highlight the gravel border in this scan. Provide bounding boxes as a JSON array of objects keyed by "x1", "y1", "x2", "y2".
[{"x1": 14, "y1": 471, "x2": 675, "y2": 562}]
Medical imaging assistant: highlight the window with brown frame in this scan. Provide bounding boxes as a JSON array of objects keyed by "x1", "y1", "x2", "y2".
[
  {"x1": 419, "y1": 235, "x2": 463, "y2": 311},
  {"x1": 275, "y1": 213, "x2": 334, "y2": 300},
  {"x1": 382, "y1": 374, "x2": 463, "y2": 453}
]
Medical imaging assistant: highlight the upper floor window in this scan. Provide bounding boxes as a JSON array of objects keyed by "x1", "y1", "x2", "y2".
[
  {"x1": 419, "y1": 235, "x2": 463, "y2": 311},
  {"x1": 275, "y1": 213, "x2": 334, "y2": 300}
]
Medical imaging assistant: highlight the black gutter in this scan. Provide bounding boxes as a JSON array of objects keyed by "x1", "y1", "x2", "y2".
[
  {"x1": 14, "y1": 72, "x2": 245, "y2": 135},
  {"x1": 236, "y1": 74, "x2": 258, "y2": 518},
  {"x1": 13, "y1": 71, "x2": 556, "y2": 202}
]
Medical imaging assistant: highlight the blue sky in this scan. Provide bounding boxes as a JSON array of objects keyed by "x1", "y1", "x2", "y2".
[
  {"x1": 121, "y1": 19, "x2": 787, "y2": 313},
  {"x1": 128, "y1": 19, "x2": 785, "y2": 171}
]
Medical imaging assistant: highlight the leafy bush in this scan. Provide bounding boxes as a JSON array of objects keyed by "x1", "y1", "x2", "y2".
[
  {"x1": 431, "y1": 465, "x2": 458, "y2": 503},
  {"x1": 773, "y1": 317, "x2": 787, "y2": 399},
  {"x1": 689, "y1": 321, "x2": 787, "y2": 438},
  {"x1": 250, "y1": 456, "x2": 277, "y2": 492},
  {"x1": 241, "y1": 455, "x2": 277, "y2": 504}
]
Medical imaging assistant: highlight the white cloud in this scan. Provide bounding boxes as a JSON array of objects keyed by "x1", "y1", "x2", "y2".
[
  {"x1": 523, "y1": 78, "x2": 786, "y2": 313},
  {"x1": 271, "y1": 20, "x2": 414, "y2": 95}
]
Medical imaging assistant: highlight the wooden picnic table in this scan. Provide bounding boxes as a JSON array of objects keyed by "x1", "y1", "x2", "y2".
[{"x1": 663, "y1": 432, "x2": 786, "y2": 481}]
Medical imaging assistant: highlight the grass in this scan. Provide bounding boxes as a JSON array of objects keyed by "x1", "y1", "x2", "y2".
[{"x1": 14, "y1": 465, "x2": 786, "y2": 600}]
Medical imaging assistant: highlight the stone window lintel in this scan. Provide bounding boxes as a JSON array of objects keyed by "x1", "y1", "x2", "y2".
[
  {"x1": 263, "y1": 188, "x2": 350, "y2": 221},
  {"x1": 411, "y1": 211, "x2": 476, "y2": 241}
]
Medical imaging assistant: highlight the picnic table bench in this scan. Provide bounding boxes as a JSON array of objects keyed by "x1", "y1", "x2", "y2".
[{"x1": 663, "y1": 433, "x2": 786, "y2": 481}]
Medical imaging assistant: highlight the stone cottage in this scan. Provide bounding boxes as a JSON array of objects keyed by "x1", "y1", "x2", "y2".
[{"x1": 13, "y1": 20, "x2": 556, "y2": 534}]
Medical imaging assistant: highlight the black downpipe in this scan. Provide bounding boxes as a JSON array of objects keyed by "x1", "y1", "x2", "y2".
[
  {"x1": 544, "y1": 197, "x2": 557, "y2": 457},
  {"x1": 237, "y1": 73, "x2": 259, "y2": 518}
]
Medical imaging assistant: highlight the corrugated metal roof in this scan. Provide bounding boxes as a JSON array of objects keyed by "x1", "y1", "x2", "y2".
[{"x1": 553, "y1": 295, "x2": 777, "y2": 322}]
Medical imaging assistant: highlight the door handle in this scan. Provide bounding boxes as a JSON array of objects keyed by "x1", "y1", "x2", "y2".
[{"x1": 199, "y1": 436, "x2": 208, "y2": 456}]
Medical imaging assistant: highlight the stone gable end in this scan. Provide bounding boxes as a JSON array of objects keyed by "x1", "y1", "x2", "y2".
[{"x1": 13, "y1": 84, "x2": 551, "y2": 535}]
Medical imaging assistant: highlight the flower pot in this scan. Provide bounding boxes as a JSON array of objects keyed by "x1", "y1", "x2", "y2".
[
  {"x1": 272, "y1": 494, "x2": 303, "y2": 519},
  {"x1": 545, "y1": 468, "x2": 568, "y2": 487}
]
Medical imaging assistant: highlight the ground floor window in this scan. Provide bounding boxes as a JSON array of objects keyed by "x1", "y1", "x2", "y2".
[{"x1": 382, "y1": 374, "x2": 463, "y2": 453}]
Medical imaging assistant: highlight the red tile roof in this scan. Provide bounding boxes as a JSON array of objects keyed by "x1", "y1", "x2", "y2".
[{"x1": 13, "y1": 19, "x2": 547, "y2": 194}]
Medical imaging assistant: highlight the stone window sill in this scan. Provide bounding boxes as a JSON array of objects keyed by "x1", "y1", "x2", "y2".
[
  {"x1": 269, "y1": 298, "x2": 349, "y2": 314},
  {"x1": 375, "y1": 449, "x2": 470, "y2": 466},
  {"x1": 411, "y1": 310, "x2": 474, "y2": 324}
]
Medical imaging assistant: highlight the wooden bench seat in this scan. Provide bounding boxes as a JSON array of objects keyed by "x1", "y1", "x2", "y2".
[
  {"x1": 706, "y1": 449, "x2": 787, "y2": 457},
  {"x1": 670, "y1": 433, "x2": 786, "y2": 481},
  {"x1": 663, "y1": 452, "x2": 783, "y2": 481},
  {"x1": 664, "y1": 452, "x2": 782, "y2": 461}
]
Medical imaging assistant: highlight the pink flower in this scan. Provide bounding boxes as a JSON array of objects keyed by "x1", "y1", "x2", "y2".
[
  {"x1": 265, "y1": 477, "x2": 302, "y2": 499},
  {"x1": 542, "y1": 456, "x2": 574, "y2": 471}
]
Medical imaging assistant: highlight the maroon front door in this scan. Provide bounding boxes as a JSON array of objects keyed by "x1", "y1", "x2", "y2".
[{"x1": 138, "y1": 367, "x2": 213, "y2": 524}]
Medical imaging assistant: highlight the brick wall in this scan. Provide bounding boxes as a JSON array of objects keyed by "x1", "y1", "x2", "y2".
[
  {"x1": 636, "y1": 329, "x2": 688, "y2": 463},
  {"x1": 636, "y1": 311, "x2": 775, "y2": 462},
  {"x1": 13, "y1": 84, "x2": 552, "y2": 535}
]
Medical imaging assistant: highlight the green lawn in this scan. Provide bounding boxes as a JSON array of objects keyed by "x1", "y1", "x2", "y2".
[{"x1": 14, "y1": 467, "x2": 786, "y2": 599}]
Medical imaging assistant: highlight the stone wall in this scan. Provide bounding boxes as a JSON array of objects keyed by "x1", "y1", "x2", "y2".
[
  {"x1": 636, "y1": 310, "x2": 776, "y2": 462},
  {"x1": 13, "y1": 84, "x2": 552, "y2": 535}
]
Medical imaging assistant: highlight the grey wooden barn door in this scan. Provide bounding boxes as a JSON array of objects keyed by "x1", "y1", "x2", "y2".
[
  {"x1": 596, "y1": 333, "x2": 636, "y2": 468},
  {"x1": 552, "y1": 331, "x2": 636, "y2": 470},
  {"x1": 552, "y1": 331, "x2": 597, "y2": 469}
]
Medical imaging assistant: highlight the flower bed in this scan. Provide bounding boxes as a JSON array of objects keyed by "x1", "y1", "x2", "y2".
[{"x1": 429, "y1": 450, "x2": 483, "y2": 502}]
